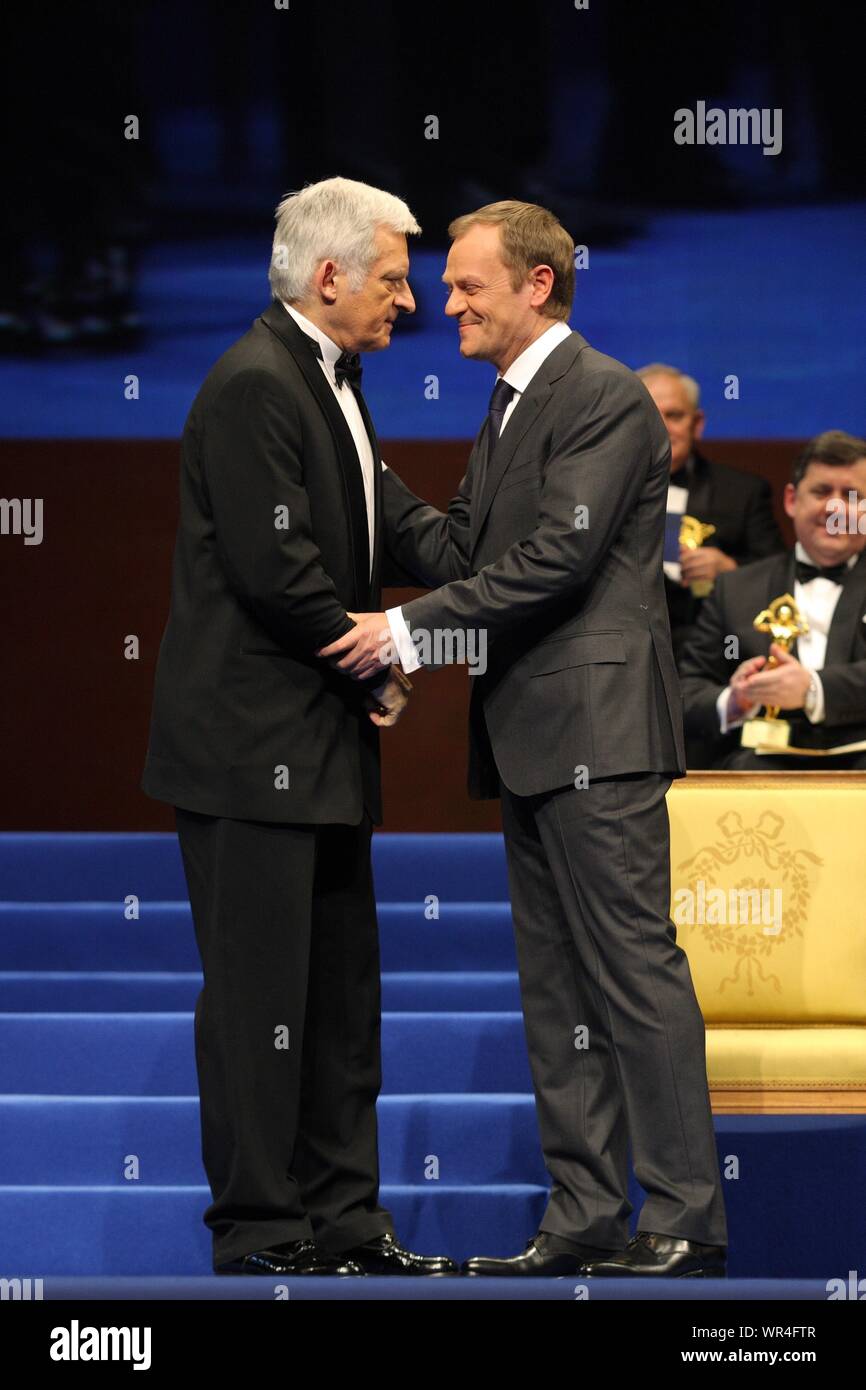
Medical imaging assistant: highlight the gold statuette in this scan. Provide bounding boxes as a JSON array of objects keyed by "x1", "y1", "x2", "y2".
[
  {"x1": 740, "y1": 594, "x2": 810, "y2": 750},
  {"x1": 679, "y1": 515, "x2": 717, "y2": 597}
]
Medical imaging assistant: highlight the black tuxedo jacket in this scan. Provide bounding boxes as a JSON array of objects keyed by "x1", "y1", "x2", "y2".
[
  {"x1": 666, "y1": 450, "x2": 785, "y2": 660},
  {"x1": 678, "y1": 548, "x2": 866, "y2": 758},
  {"x1": 382, "y1": 329, "x2": 686, "y2": 798},
  {"x1": 142, "y1": 299, "x2": 405, "y2": 826}
]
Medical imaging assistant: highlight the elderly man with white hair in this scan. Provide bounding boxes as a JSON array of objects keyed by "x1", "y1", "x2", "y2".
[
  {"x1": 142, "y1": 177, "x2": 458, "y2": 1277},
  {"x1": 636, "y1": 362, "x2": 785, "y2": 661}
]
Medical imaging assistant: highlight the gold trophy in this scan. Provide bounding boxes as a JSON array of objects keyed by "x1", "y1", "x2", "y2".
[
  {"x1": 679, "y1": 515, "x2": 717, "y2": 597},
  {"x1": 740, "y1": 594, "x2": 810, "y2": 750}
]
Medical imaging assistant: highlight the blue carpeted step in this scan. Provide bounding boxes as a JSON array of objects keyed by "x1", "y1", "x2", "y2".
[
  {"x1": 6, "y1": 832, "x2": 863, "y2": 1282},
  {"x1": 0, "y1": 1094, "x2": 545, "y2": 1185},
  {"x1": 0, "y1": 1151, "x2": 859, "y2": 1277},
  {"x1": 0, "y1": 832, "x2": 509, "y2": 903},
  {"x1": 372, "y1": 834, "x2": 509, "y2": 902},
  {"x1": 381, "y1": 905, "x2": 518, "y2": 971},
  {"x1": 0, "y1": 902, "x2": 517, "y2": 972},
  {"x1": 0, "y1": 904, "x2": 200, "y2": 970},
  {"x1": 0, "y1": 1185, "x2": 548, "y2": 1273},
  {"x1": 0, "y1": 1012, "x2": 533, "y2": 1094},
  {"x1": 0, "y1": 834, "x2": 189, "y2": 902},
  {"x1": 385, "y1": 972, "x2": 521, "y2": 1010},
  {"x1": 0, "y1": 972, "x2": 202, "y2": 1011},
  {"x1": 0, "y1": 970, "x2": 521, "y2": 1012}
]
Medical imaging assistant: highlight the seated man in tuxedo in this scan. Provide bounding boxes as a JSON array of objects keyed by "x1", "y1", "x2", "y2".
[{"x1": 679, "y1": 430, "x2": 866, "y2": 770}]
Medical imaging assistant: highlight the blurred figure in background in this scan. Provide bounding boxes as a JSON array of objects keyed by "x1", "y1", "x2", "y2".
[
  {"x1": 1, "y1": 5, "x2": 149, "y2": 352},
  {"x1": 638, "y1": 363, "x2": 786, "y2": 766}
]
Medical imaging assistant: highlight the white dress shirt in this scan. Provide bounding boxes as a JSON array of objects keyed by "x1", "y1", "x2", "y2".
[
  {"x1": 717, "y1": 539, "x2": 859, "y2": 733},
  {"x1": 281, "y1": 301, "x2": 376, "y2": 578},
  {"x1": 386, "y1": 320, "x2": 574, "y2": 673}
]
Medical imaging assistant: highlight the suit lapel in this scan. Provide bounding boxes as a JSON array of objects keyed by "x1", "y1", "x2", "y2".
[
  {"x1": 741, "y1": 554, "x2": 796, "y2": 650},
  {"x1": 766, "y1": 549, "x2": 866, "y2": 665},
  {"x1": 353, "y1": 388, "x2": 382, "y2": 603},
  {"x1": 467, "y1": 420, "x2": 493, "y2": 543},
  {"x1": 684, "y1": 453, "x2": 713, "y2": 522},
  {"x1": 774, "y1": 551, "x2": 805, "y2": 660},
  {"x1": 259, "y1": 299, "x2": 371, "y2": 605},
  {"x1": 471, "y1": 385, "x2": 551, "y2": 553},
  {"x1": 824, "y1": 551, "x2": 866, "y2": 666},
  {"x1": 470, "y1": 331, "x2": 588, "y2": 557}
]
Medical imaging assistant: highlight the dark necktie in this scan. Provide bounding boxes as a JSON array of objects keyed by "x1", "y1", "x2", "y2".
[
  {"x1": 795, "y1": 558, "x2": 849, "y2": 585},
  {"x1": 475, "y1": 377, "x2": 515, "y2": 502},
  {"x1": 306, "y1": 334, "x2": 363, "y2": 391},
  {"x1": 487, "y1": 377, "x2": 515, "y2": 458}
]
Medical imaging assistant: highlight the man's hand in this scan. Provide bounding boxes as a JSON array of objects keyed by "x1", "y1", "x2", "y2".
[
  {"x1": 727, "y1": 653, "x2": 766, "y2": 722},
  {"x1": 364, "y1": 666, "x2": 411, "y2": 727},
  {"x1": 736, "y1": 643, "x2": 812, "y2": 711},
  {"x1": 679, "y1": 546, "x2": 737, "y2": 587},
  {"x1": 317, "y1": 611, "x2": 393, "y2": 680}
]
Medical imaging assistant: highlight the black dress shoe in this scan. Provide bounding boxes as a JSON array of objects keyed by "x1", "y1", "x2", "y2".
[
  {"x1": 215, "y1": 1238, "x2": 364, "y2": 1276},
  {"x1": 339, "y1": 1232, "x2": 459, "y2": 1276},
  {"x1": 581, "y1": 1230, "x2": 727, "y2": 1278},
  {"x1": 462, "y1": 1231, "x2": 621, "y2": 1277}
]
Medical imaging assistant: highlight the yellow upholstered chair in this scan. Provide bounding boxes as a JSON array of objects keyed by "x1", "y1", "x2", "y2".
[{"x1": 668, "y1": 772, "x2": 866, "y2": 1113}]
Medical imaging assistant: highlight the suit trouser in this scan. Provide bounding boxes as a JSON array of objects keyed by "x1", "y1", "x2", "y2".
[
  {"x1": 174, "y1": 807, "x2": 394, "y2": 1267},
  {"x1": 498, "y1": 772, "x2": 728, "y2": 1249}
]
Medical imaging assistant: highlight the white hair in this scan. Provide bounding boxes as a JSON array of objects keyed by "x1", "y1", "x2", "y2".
[
  {"x1": 268, "y1": 176, "x2": 421, "y2": 303},
  {"x1": 635, "y1": 362, "x2": 701, "y2": 409}
]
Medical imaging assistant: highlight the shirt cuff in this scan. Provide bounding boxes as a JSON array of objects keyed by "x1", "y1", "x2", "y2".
[
  {"x1": 717, "y1": 685, "x2": 761, "y2": 734},
  {"x1": 804, "y1": 671, "x2": 826, "y2": 723},
  {"x1": 385, "y1": 605, "x2": 423, "y2": 673}
]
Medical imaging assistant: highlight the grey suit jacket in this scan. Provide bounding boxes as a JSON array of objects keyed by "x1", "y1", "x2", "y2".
[{"x1": 382, "y1": 328, "x2": 686, "y2": 797}]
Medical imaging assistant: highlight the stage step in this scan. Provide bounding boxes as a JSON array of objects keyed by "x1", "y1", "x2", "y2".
[
  {"x1": 1, "y1": 833, "x2": 863, "y2": 1281},
  {"x1": 0, "y1": 1011, "x2": 533, "y2": 1094},
  {"x1": 0, "y1": 1094, "x2": 545, "y2": 1186},
  {"x1": 0, "y1": 901, "x2": 518, "y2": 972},
  {"x1": 0, "y1": 832, "x2": 509, "y2": 903},
  {"x1": 0, "y1": 970, "x2": 522, "y2": 1012}
]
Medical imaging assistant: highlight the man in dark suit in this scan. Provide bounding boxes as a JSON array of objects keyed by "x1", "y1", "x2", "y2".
[
  {"x1": 321, "y1": 201, "x2": 728, "y2": 1278},
  {"x1": 637, "y1": 363, "x2": 786, "y2": 658},
  {"x1": 141, "y1": 176, "x2": 457, "y2": 1278},
  {"x1": 679, "y1": 430, "x2": 866, "y2": 769},
  {"x1": 637, "y1": 364, "x2": 786, "y2": 767}
]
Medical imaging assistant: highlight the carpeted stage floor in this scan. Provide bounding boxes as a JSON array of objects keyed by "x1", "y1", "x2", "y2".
[{"x1": 1, "y1": 832, "x2": 864, "y2": 1298}]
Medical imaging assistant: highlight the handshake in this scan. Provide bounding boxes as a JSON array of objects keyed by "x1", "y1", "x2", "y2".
[{"x1": 317, "y1": 611, "x2": 411, "y2": 729}]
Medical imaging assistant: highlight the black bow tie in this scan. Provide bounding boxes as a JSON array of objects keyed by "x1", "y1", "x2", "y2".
[
  {"x1": 305, "y1": 334, "x2": 363, "y2": 391},
  {"x1": 334, "y1": 350, "x2": 362, "y2": 391},
  {"x1": 795, "y1": 558, "x2": 849, "y2": 585}
]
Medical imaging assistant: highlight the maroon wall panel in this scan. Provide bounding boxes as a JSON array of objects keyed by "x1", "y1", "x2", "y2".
[{"x1": 0, "y1": 439, "x2": 798, "y2": 830}]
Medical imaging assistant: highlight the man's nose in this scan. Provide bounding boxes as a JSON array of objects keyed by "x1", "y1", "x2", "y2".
[
  {"x1": 444, "y1": 290, "x2": 463, "y2": 317},
  {"x1": 396, "y1": 284, "x2": 416, "y2": 314}
]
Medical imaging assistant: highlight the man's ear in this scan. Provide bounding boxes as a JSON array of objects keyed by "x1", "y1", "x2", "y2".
[
  {"x1": 314, "y1": 258, "x2": 339, "y2": 305},
  {"x1": 693, "y1": 409, "x2": 706, "y2": 442},
  {"x1": 782, "y1": 480, "x2": 797, "y2": 519},
  {"x1": 528, "y1": 264, "x2": 554, "y2": 310}
]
